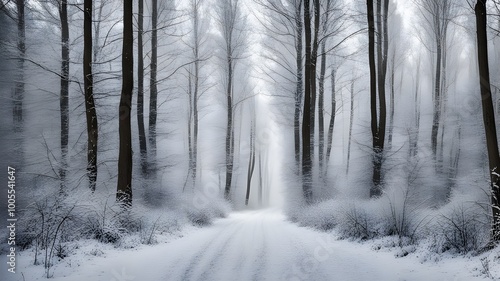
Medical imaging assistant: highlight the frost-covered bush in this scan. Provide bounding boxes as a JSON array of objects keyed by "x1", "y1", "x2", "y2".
[
  {"x1": 436, "y1": 203, "x2": 488, "y2": 253},
  {"x1": 380, "y1": 186, "x2": 429, "y2": 243},
  {"x1": 185, "y1": 196, "x2": 231, "y2": 226},
  {"x1": 80, "y1": 197, "x2": 129, "y2": 244},
  {"x1": 15, "y1": 192, "x2": 83, "y2": 277},
  {"x1": 336, "y1": 201, "x2": 380, "y2": 240},
  {"x1": 293, "y1": 200, "x2": 338, "y2": 231}
]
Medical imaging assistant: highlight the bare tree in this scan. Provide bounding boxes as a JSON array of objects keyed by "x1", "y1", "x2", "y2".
[
  {"x1": 59, "y1": 0, "x2": 69, "y2": 191},
  {"x1": 325, "y1": 67, "x2": 336, "y2": 170},
  {"x1": 254, "y1": 0, "x2": 303, "y2": 173},
  {"x1": 215, "y1": 0, "x2": 246, "y2": 200},
  {"x1": 117, "y1": 0, "x2": 134, "y2": 206},
  {"x1": 416, "y1": 0, "x2": 455, "y2": 166},
  {"x1": 84, "y1": 0, "x2": 99, "y2": 191},
  {"x1": 245, "y1": 107, "x2": 256, "y2": 205},
  {"x1": 474, "y1": 0, "x2": 500, "y2": 244},
  {"x1": 137, "y1": 0, "x2": 147, "y2": 175},
  {"x1": 366, "y1": 0, "x2": 388, "y2": 198},
  {"x1": 13, "y1": 0, "x2": 25, "y2": 131},
  {"x1": 186, "y1": 0, "x2": 206, "y2": 187},
  {"x1": 148, "y1": 0, "x2": 158, "y2": 173},
  {"x1": 302, "y1": 0, "x2": 321, "y2": 203}
]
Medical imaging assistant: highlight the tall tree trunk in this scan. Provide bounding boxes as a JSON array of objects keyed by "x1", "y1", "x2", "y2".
[
  {"x1": 388, "y1": 49, "x2": 395, "y2": 149},
  {"x1": 368, "y1": 0, "x2": 388, "y2": 197},
  {"x1": 411, "y1": 60, "x2": 421, "y2": 158},
  {"x1": 475, "y1": 0, "x2": 500, "y2": 243},
  {"x1": 318, "y1": 0, "x2": 331, "y2": 176},
  {"x1": 245, "y1": 118, "x2": 256, "y2": 206},
  {"x1": 302, "y1": 0, "x2": 313, "y2": 202},
  {"x1": 325, "y1": 68, "x2": 336, "y2": 170},
  {"x1": 294, "y1": 1, "x2": 303, "y2": 174},
  {"x1": 84, "y1": 0, "x2": 98, "y2": 191},
  {"x1": 309, "y1": 0, "x2": 320, "y2": 166},
  {"x1": 224, "y1": 53, "x2": 234, "y2": 200},
  {"x1": 192, "y1": 0, "x2": 200, "y2": 186},
  {"x1": 13, "y1": 0, "x2": 25, "y2": 131},
  {"x1": 258, "y1": 151, "x2": 263, "y2": 206},
  {"x1": 117, "y1": 0, "x2": 134, "y2": 206},
  {"x1": 346, "y1": 80, "x2": 354, "y2": 175},
  {"x1": 431, "y1": 39, "x2": 442, "y2": 164},
  {"x1": 149, "y1": 0, "x2": 158, "y2": 173},
  {"x1": 137, "y1": 0, "x2": 148, "y2": 175},
  {"x1": 59, "y1": 0, "x2": 69, "y2": 192}
]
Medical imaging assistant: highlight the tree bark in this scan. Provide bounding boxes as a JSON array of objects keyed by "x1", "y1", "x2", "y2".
[
  {"x1": 59, "y1": 0, "x2": 69, "y2": 192},
  {"x1": 294, "y1": 0, "x2": 303, "y2": 174},
  {"x1": 117, "y1": 0, "x2": 134, "y2": 206},
  {"x1": 325, "y1": 68, "x2": 336, "y2": 170},
  {"x1": 475, "y1": 0, "x2": 500, "y2": 243},
  {"x1": 346, "y1": 80, "x2": 354, "y2": 175},
  {"x1": 84, "y1": 0, "x2": 98, "y2": 191},
  {"x1": 245, "y1": 118, "x2": 256, "y2": 206},
  {"x1": 149, "y1": 0, "x2": 158, "y2": 172},
  {"x1": 224, "y1": 58, "x2": 234, "y2": 200},
  {"x1": 137, "y1": 0, "x2": 148, "y2": 175},
  {"x1": 13, "y1": 0, "x2": 25, "y2": 131},
  {"x1": 302, "y1": 0, "x2": 313, "y2": 202},
  {"x1": 318, "y1": 0, "x2": 332, "y2": 177}
]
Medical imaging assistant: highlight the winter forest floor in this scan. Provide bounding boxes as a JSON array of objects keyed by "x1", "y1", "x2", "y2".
[{"x1": 2, "y1": 209, "x2": 499, "y2": 281}]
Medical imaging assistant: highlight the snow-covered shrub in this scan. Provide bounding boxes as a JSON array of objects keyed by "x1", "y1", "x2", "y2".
[
  {"x1": 293, "y1": 200, "x2": 338, "y2": 230},
  {"x1": 185, "y1": 196, "x2": 231, "y2": 226},
  {"x1": 437, "y1": 203, "x2": 488, "y2": 253},
  {"x1": 16, "y1": 193, "x2": 81, "y2": 277},
  {"x1": 80, "y1": 197, "x2": 129, "y2": 244},
  {"x1": 380, "y1": 186, "x2": 429, "y2": 244},
  {"x1": 336, "y1": 201, "x2": 380, "y2": 240}
]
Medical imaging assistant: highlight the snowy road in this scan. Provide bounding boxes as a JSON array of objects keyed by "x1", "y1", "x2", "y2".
[{"x1": 12, "y1": 209, "x2": 486, "y2": 281}]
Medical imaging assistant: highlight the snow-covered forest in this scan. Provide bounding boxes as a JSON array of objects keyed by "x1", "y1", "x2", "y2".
[{"x1": 1, "y1": 0, "x2": 500, "y2": 280}]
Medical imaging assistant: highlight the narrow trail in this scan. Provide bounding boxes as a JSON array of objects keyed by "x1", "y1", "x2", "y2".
[{"x1": 14, "y1": 209, "x2": 484, "y2": 281}]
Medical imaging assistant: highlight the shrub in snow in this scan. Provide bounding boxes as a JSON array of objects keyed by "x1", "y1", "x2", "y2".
[
  {"x1": 81, "y1": 199, "x2": 128, "y2": 244},
  {"x1": 293, "y1": 200, "x2": 338, "y2": 231},
  {"x1": 184, "y1": 196, "x2": 230, "y2": 226},
  {"x1": 336, "y1": 202, "x2": 380, "y2": 240},
  {"x1": 380, "y1": 186, "x2": 429, "y2": 244},
  {"x1": 437, "y1": 203, "x2": 488, "y2": 253},
  {"x1": 16, "y1": 193, "x2": 82, "y2": 277}
]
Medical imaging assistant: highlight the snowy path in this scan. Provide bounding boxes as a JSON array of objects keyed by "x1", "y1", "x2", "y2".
[{"x1": 11, "y1": 209, "x2": 486, "y2": 281}]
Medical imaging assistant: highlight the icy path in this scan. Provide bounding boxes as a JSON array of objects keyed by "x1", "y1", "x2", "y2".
[{"x1": 12, "y1": 209, "x2": 485, "y2": 281}]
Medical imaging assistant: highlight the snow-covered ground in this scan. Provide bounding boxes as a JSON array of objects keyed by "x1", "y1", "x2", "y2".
[{"x1": 3, "y1": 209, "x2": 499, "y2": 281}]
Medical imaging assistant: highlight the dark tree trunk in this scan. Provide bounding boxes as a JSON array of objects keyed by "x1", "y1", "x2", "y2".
[
  {"x1": 367, "y1": 0, "x2": 378, "y2": 193},
  {"x1": 59, "y1": 0, "x2": 69, "y2": 191},
  {"x1": 346, "y1": 80, "x2": 354, "y2": 175},
  {"x1": 84, "y1": 0, "x2": 98, "y2": 191},
  {"x1": 224, "y1": 53, "x2": 234, "y2": 200},
  {"x1": 388, "y1": 50, "x2": 395, "y2": 149},
  {"x1": 137, "y1": 0, "x2": 148, "y2": 175},
  {"x1": 245, "y1": 119, "x2": 256, "y2": 206},
  {"x1": 294, "y1": 1, "x2": 303, "y2": 174},
  {"x1": 149, "y1": 0, "x2": 158, "y2": 172},
  {"x1": 117, "y1": 0, "x2": 134, "y2": 206},
  {"x1": 368, "y1": 0, "x2": 387, "y2": 197},
  {"x1": 302, "y1": 0, "x2": 313, "y2": 202},
  {"x1": 475, "y1": 0, "x2": 500, "y2": 243},
  {"x1": 325, "y1": 68, "x2": 336, "y2": 170},
  {"x1": 191, "y1": 0, "x2": 200, "y2": 186},
  {"x1": 13, "y1": 0, "x2": 25, "y2": 131},
  {"x1": 431, "y1": 40, "x2": 442, "y2": 163},
  {"x1": 318, "y1": 0, "x2": 331, "y2": 176},
  {"x1": 309, "y1": 0, "x2": 320, "y2": 165}
]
